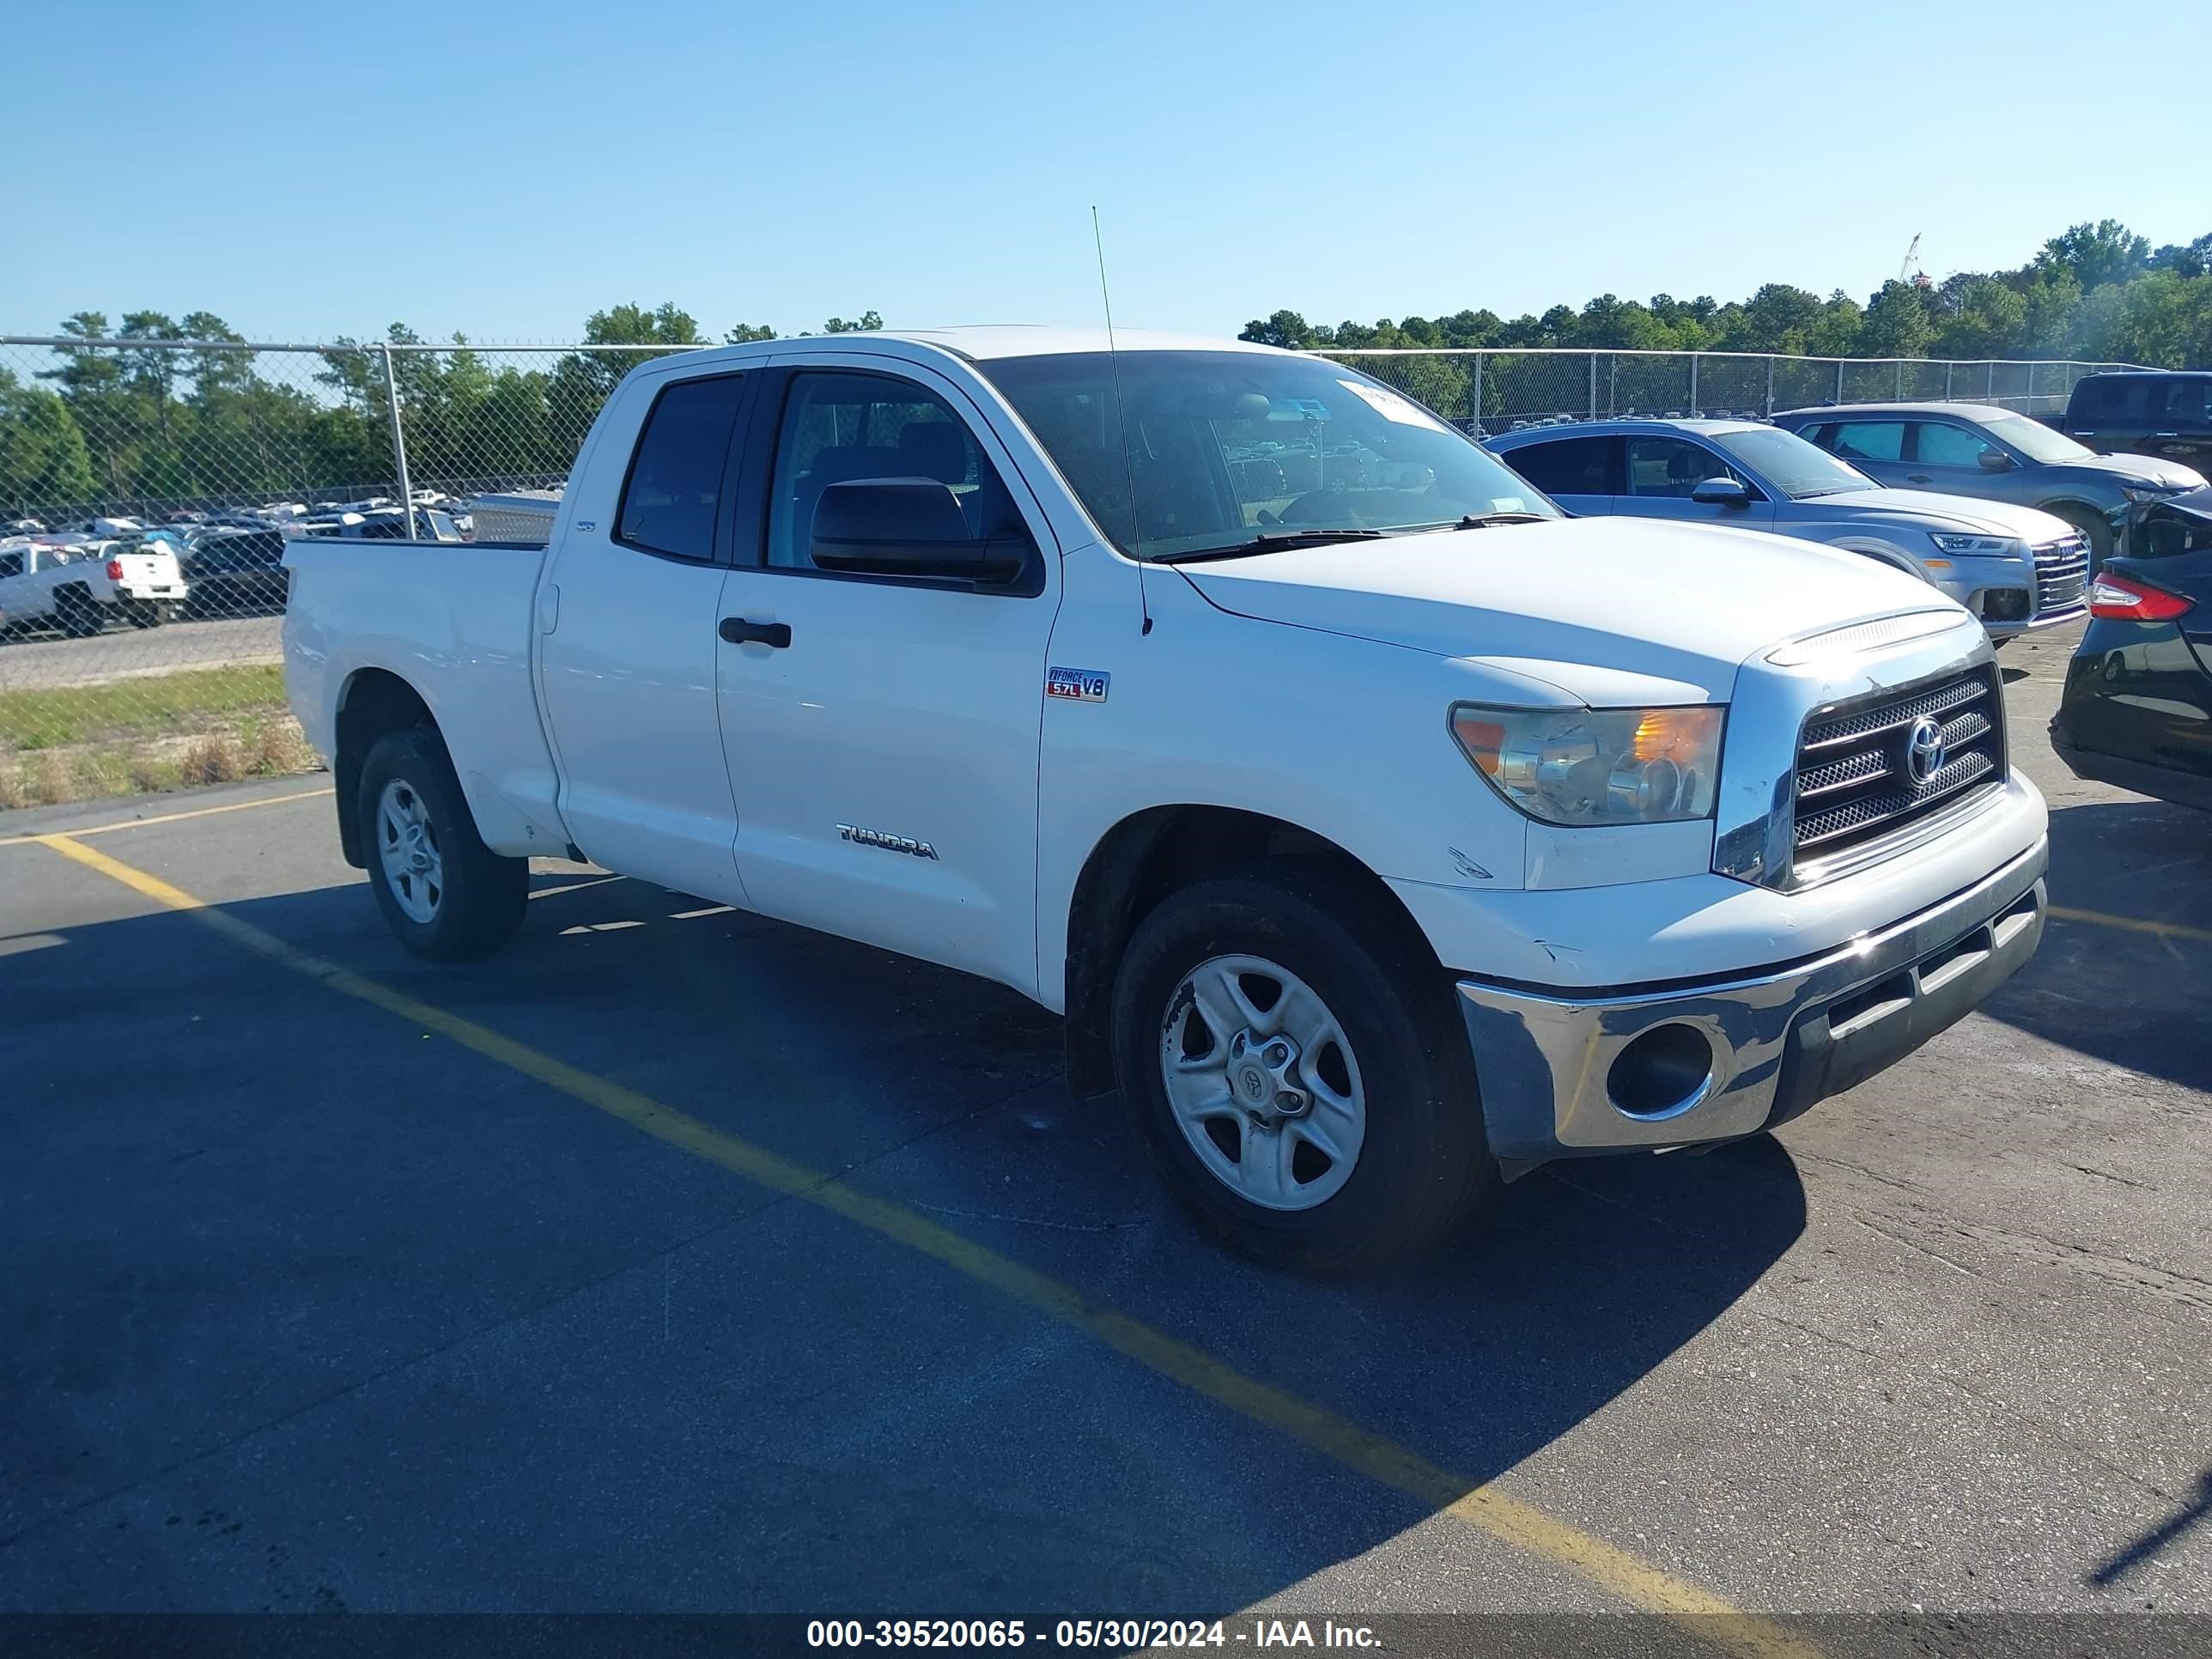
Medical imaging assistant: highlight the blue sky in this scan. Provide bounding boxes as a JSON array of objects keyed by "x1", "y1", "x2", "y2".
[{"x1": 5, "y1": 0, "x2": 2207, "y2": 344}]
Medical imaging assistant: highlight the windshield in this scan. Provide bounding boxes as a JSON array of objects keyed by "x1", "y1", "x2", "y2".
[
  {"x1": 975, "y1": 350, "x2": 1557, "y2": 558},
  {"x1": 1984, "y1": 413, "x2": 2091, "y2": 464},
  {"x1": 1706, "y1": 427, "x2": 1875, "y2": 500}
]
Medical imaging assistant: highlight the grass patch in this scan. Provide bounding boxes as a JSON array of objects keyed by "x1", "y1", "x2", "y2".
[
  {"x1": 0, "y1": 663, "x2": 288, "y2": 750},
  {"x1": 0, "y1": 663, "x2": 321, "y2": 809}
]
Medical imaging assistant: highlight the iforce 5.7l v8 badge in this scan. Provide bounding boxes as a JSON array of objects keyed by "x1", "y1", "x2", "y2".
[{"x1": 1046, "y1": 666, "x2": 1110, "y2": 703}]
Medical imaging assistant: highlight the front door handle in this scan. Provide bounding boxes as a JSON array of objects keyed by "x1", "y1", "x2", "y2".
[
  {"x1": 720, "y1": 617, "x2": 791, "y2": 648},
  {"x1": 1907, "y1": 473, "x2": 1932, "y2": 483}
]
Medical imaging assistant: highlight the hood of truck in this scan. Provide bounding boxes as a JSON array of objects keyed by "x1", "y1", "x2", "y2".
[
  {"x1": 1783, "y1": 488, "x2": 2069, "y2": 541},
  {"x1": 1176, "y1": 518, "x2": 1956, "y2": 703}
]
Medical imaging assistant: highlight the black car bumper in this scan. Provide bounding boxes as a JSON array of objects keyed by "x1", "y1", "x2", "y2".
[{"x1": 2050, "y1": 736, "x2": 2212, "y2": 811}]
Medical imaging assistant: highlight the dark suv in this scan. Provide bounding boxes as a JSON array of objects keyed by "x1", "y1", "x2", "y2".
[{"x1": 2059, "y1": 371, "x2": 2212, "y2": 477}]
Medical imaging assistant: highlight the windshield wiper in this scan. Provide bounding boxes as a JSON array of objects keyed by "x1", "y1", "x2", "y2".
[
  {"x1": 1153, "y1": 528, "x2": 1389, "y2": 564},
  {"x1": 1446, "y1": 511, "x2": 1550, "y2": 528}
]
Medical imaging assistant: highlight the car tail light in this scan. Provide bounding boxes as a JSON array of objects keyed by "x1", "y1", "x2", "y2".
[
  {"x1": 2088, "y1": 571, "x2": 2193, "y2": 621},
  {"x1": 106, "y1": 558, "x2": 125, "y2": 580}
]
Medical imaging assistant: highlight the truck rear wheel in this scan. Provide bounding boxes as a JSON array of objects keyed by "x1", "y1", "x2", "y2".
[
  {"x1": 56, "y1": 586, "x2": 101, "y2": 638},
  {"x1": 1109, "y1": 861, "x2": 1493, "y2": 1273},
  {"x1": 357, "y1": 727, "x2": 529, "y2": 961}
]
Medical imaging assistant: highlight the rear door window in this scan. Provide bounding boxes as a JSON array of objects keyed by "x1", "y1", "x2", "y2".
[
  {"x1": 617, "y1": 373, "x2": 747, "y2": 562},
  {"x1": 2072, "y1": 377, "x2": 2153, "y2": 425},
  {"x1": 1827, "y1": 421, "x2": 1905, "y2": 464},
  {"x1": 1500, "y1": 435, "x2": 1617, "y2": 496}
]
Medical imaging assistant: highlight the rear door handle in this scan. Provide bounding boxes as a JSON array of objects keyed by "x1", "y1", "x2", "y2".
[
  {"x1": 720, "y1": 617, "x2": 791, "y2": 647},
  {"x1": 1907, "y1": 474, "x2": 1932, "y2": 483}
]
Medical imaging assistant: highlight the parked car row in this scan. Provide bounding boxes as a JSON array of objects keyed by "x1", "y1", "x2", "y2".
[
  {"x1": 1486, "y1": 418, "x2": 2091, "y2": 644},
  {"x1": 1467, "y1": 385, "x2": 2212, "y2": 815},
  {"x1": 0, "y1": 537, "x2": 188, "y2": 637}
]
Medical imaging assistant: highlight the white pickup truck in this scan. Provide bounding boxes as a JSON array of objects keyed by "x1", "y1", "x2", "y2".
[
  {"x1": 0, "y1": 538, "x2": 188, "y2": 635},
  {"x1": 284, "y1": 329, "x2": 2050, "y2": 1272}
]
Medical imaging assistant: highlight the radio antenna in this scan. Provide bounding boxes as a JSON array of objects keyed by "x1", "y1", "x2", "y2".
[{"x1": 1093, "y1": 206, "x2": 1151, "y2": 635}]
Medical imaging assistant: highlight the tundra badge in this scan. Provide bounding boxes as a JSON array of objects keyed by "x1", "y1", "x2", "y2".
[{"x1": 837, "y1": 823, "x2": 939, "y2": 860}]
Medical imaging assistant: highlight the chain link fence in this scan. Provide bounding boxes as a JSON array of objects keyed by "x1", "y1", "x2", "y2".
[
  {"x1": 0, "y1": 334, "x2": 2139, "y2": 808},
  {"x1": 0, "y1": 337, "x2": 698, "y2": 807},
  {"x1": 1317, "y1": 348, "x2": 2136, "y2": 437}
]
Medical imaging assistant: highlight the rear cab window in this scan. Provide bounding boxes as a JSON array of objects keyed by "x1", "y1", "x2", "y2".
[{"x1": 617, "y1": 373, "x2": 748, "y2": 562}]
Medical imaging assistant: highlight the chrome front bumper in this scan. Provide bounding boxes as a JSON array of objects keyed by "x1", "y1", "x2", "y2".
[{"x1": 1456, "y1": 839, "x2": 2048, "y2": 1163}]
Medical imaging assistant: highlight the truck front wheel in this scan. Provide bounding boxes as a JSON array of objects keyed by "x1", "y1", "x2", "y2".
[
  {"x1": 1109, "y1": 862, "x2": 1492, "y2": 1273},
  {"x1": 357, "y1": 727, "x2": 529, "y2": 961}
]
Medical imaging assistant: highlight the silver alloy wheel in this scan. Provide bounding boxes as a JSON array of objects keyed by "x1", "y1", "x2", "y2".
[
  {"x1": 375, "y1": 777, "x2": 445, "y2": 925},
  {"x1": 1158, "y1": 952, "x2": 1366, "y2": 1212}
]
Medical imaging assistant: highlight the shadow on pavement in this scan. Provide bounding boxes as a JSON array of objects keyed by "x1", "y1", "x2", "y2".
[
  {"x1": 1977, "y1": 798, "x2": 2212, "y2": 1093},
  {"x1": 0, "y1": 866, "x2": 1806, "y2": 1614}
]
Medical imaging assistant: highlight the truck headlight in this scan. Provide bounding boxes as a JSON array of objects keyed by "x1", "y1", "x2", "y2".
[
  {"x1": 2120, "y1": 484, "x2": 2171, "y2": 505},
  {"x1": 1451, "y1": 704, "x2": 1724, "y2": 827},
  {"x1": 1928, "y1": 533, "x2": 2022, "y2": 556}
]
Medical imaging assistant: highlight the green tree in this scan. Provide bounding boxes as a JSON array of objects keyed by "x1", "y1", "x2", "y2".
[
  {"x1": 724, "y1": 322, "x2": 777, "y2": 343},
  {"x1": 821, "y1": 309, "x2": 884, "y2": 333},
  {"x1": 0, "y1": 368, "x2": 98, "y2": 514},
  {"x1": 2035, "y1": 220, "x2": 2150, "y2": 294},
  {"x1": 1858, "y1": 281, "x2": 1935, "y2": 358}
]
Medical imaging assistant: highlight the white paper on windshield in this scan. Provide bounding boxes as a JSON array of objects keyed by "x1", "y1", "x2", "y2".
[{"x1": 1336, "y1": 380, "x2": 1449, "y2": 431}]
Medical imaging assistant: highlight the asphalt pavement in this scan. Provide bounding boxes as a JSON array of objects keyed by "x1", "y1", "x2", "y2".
[
  {"x1": 0, "y1": 613, "x2": 283, "y2": 691},
  {"x1": 0, "y1": 623, "x2": 2206, "y2": 1649}
]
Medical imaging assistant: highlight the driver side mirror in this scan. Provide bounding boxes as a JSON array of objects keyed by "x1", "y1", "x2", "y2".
[
  {"x1": 1977, "y1": 448, "x2": 2014, "y2": 472},
  {"x1": 811, "y1": 477, "x2": 1030, "y2": 584},
  {"x1": 1691, "y1": 476, "x2": 1752, "y2": 507}
]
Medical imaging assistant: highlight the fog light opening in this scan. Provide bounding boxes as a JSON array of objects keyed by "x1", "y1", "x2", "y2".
[{"x1": 1607, "y1": 1024, "x2": 1717, "y2": 1121}]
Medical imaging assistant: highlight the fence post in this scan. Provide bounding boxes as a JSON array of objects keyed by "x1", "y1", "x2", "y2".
[
  {"x1": 1986, "y1": 362, "x2": 1994, "y2": 400},
  {"x1": 1688, "y1": 353, "x2": 1698, "y2": 415},
  {"x1": 380, "y1": 343, "x2": 418, "y2": 539},
  {"x1": 1944, "y1": 361, "x2": 1954, "y2": 401},
  {"x1": 1765, "y1": 356, "x2": 1774, "y2": 417},
  {"x1": 1471, "y1": 352, "x2": 1483, "y2": 437},
  {"x1": 1589, "y1": 352, "x2": 1597, "y2": 420},
  {"x1": 1894, "y1": 359, "x2": 1904, "y2": 398},
  {"x1": 1835, "y1": 359, "x2": 1844, "y2": 404},
  {"x1": 2027, "y1": 362, "x2": 2036, "y2": 411}
]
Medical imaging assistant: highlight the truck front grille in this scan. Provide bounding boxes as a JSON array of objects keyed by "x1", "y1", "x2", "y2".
[
  {"x1": 1793, "y1": 665, "x2": 2005, "y2": 860},
  {"x1": 2032, "y1": 533, "x2": 2090, "y2": 618}
]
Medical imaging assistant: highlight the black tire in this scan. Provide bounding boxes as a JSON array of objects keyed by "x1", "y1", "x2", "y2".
[
  {"x1": 2046, "y1": 502, "x2": 2113, "y2": 572},
  {"x1": 127, "y1": 601, "x2": 171, "y2": 629},
  {"x1": 56, "y1": 586, "x2": 101, "y2": 638},
  {"x1": 1109, "y1": 860, "x2": 1494, "y2": 1273},
  {"x1": 356, "y1": 726, "x2": 529, "y2": 961}
]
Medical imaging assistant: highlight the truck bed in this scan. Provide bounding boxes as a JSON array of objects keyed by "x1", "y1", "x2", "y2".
[{"x1": 283, "y1": 537, "x2": 572, "y2": 857}]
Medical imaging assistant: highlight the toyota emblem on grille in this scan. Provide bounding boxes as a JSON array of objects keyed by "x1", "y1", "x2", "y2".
[{"x1": 1904, "y1": 716, "x2": 1948, "y2": 787}]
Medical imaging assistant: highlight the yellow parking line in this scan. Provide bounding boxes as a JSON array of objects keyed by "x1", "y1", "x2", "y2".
[
  {"x1": 2049, "y1": 904, "x2": 2212, "y2": 948},
  {"x1": 0, "y1": 787, "x2": 332, "y2": 848},
  {"x1": 33, "y1": 830, "x2": 1815, "y2": 1659}
]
